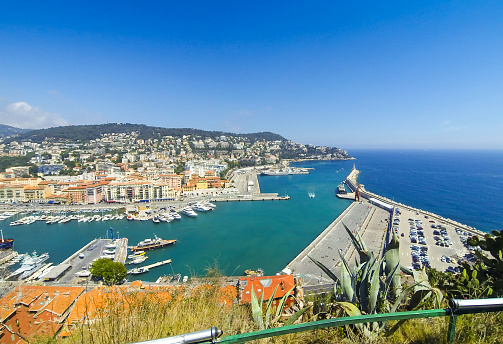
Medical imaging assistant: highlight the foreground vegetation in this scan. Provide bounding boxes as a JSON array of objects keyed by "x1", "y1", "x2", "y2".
[
  {"x1": 29, "y1": 282, "x2": 502, "y2": 344},
  {"x1": 31, "y1": 229, "x2": 503, "y2": 344}
]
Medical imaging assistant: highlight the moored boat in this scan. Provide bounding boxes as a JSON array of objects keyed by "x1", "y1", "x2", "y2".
[
  {"x1": 0, "y1": 229, "x2": 14, "y2": 250},
  {"x1": 181, "y1": 207, "x2": 198, "y2": 217},
  {"x1": 131, "y1": 235, "x2": 177, "y2": 252},
  {"x1": 244, "y1": 268, "x2": 264, "y2": 276},
  {"x1": 128, "y1": 266, "x2": 149, "y2": 274}
]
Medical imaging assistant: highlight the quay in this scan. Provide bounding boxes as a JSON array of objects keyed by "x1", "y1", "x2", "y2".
[
  {"x1": 285, "y1": 201, "x2": 389, "y2": 292},
  {"x1": 286, "y1": 165, "x2": 483, "y2": 293},
  {"x1": 44, "y1": 237, "x2": 128, "y2": 283},
  {"x1": 142, "y1": 259, "x2": 172, "y2": 270}
]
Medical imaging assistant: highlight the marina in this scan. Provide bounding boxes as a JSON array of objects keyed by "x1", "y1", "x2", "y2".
[{"x1": 0, "y1": 154, "x2": 500, "y2": 282}]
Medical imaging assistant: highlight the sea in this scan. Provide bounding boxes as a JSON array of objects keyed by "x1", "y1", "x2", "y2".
[{"x1": 2, "y1": 149, "x2": 503, "y2": 281}]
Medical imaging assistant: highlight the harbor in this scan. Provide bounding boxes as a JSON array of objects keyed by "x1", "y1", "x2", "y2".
[
  {"x1": 285, "y1": 166, "x2": 486, "y2": 293},
  {"x1": 0, "y1": 157, "x2": 497, "y2": 283}
]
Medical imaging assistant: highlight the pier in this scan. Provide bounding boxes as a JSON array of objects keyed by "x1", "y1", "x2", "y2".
[
  {"x1": 128, "y1": 259, "x2": 172, "y2": 274},
  {"x1": 48, "y1": 237, "x2": 128, "y2": 283},
  {"x1": 286, "y1": 166, "x2": 484, "y2": 294},
  {"x1": 142, "y1": 259, "x2": 172, "y2": 270}
]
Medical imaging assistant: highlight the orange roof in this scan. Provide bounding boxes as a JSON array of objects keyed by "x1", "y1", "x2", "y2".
[
  {"x1": 0, "y1": 285, "x2": 84, "y2": 343},
  {"x1": 239, "y1": 275, "x2": 295, "y2": 304}
]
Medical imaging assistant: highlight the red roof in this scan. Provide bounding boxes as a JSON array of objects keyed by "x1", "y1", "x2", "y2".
[{"x1": 239, "y1": 275, "x2": 295, "y2": 304}]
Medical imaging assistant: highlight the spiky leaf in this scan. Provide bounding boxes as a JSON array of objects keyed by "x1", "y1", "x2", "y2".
[
  {"x1": 307, "y1": 255, "x2": 340, "y2": 284},
  {"x1": 284, "y1": 305, "x2": 312, "y2": 326},
  {"x1": 275, "y1": 286, "x2": 295, "y2": 319},
  {"x1": 264, "y1": 284, "x2": 280, "y2": 329},
  {"x1": 338, "y1": 249, "x2": 355, "y2": 302},
  {"x1": 368, "y1": 257, "x2": 384, "y2": 314},
  {"x1": 250, "y1": 285, "x2": 264, "y2": 330},
  {"x1": 385, "y1": 231, "x2": 401, "y2": 297}
]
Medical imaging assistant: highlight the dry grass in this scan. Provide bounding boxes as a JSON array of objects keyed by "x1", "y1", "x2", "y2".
[{"x1": 31, "y1": 283, "x2": 503, "y2": 344}]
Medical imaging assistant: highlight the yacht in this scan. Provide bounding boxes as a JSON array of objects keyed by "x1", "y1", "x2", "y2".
[
  {"x1": 128, "y1": 251, "x2": 145, "y2": 259},
  {"x1": 204, "y1": 202, "x2": 216, "y2": 209},
  {"x1": 128, "y1": 255, "x2": 148, "y2": 264},
  {"x1": 128, "y1": 267, "x2": 149, "y2": 274},
  {"x1": 11, "y1": 252, "x2": 50, "y2": 279},
  {"x1": 192, "y1": 203, "x2": 211, "y2": 212},
  {"x1": 181, "y1": 207, "x2": 198, "y2": 217},
  {"x1": 170, "y1": 211, "x2": 181, "y2": 220}
]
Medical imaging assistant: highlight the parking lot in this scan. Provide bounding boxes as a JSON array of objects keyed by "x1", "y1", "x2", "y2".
[{"x1": 392, "y1": 207, "x2": 479, "y2": 273}]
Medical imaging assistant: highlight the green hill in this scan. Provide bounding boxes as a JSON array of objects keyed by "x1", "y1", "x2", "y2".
[
  {"x1": 2, "y1": 123, "x2": 286, "y2": 143},
  {"x1": 0, "y1": 124, "x2": 32, "y2": 138}
]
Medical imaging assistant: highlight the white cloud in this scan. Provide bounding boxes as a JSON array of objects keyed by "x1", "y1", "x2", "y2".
[{"x1": 0, "y1": 102, "x2": 69, "y2": 129}]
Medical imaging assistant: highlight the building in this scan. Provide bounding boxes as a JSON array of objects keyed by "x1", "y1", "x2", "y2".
[
  {"x1": 238, "y1": 275, "x2": 296, "y2": 309},
  {"x1": 0, "y1": 285, "x2": 85, "y2": 344}
]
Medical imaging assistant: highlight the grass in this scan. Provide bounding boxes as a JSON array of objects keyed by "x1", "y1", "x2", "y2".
[{"x1": 30, "y1": 281, "x2": 503, "y2": 344}]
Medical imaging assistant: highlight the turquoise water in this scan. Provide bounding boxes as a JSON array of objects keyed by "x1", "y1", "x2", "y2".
[
  {"x1": 4, "y1": 150, "x2": 502, "y2": 281},
  {"x1": 2, "y1": 159, "x2": 354, "y2": 280}
]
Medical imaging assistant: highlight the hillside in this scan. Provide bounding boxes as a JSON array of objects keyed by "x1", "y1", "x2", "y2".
[
  {"x1": 0, "y1": 124, "x2": 32, "y2": 138},
  {"x1": 1, "y1": 123, "x2": 285, "y2": 143}
]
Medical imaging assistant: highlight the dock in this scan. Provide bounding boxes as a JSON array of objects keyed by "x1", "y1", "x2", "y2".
[
  {"x1": 285, "y1": 201, "x2": 387, "y2": 290},
  {"x1": 128, "y1": 259, "x2": 172, "y2": 274},
  {"x1": 143, "y1": 259, "x2": 172, "y2": 270},
  {"x1": 286, "y1": 166, "x2": 484, "y2": 294}
]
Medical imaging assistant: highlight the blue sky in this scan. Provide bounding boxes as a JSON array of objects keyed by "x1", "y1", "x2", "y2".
[{"x1": 1, "y1": 1, "x2": 503, "y2": 149}]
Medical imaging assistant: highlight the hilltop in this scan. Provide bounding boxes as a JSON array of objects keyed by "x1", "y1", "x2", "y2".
[
  {"x1": 0, "y1": 124, "x2": 32, "y2": 138},
  {"x1": 1, "y1": 123, "x2": 285, "y2": 144}
]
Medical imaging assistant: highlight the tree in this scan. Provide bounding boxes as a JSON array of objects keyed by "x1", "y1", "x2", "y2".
[
  {"x1": 90, "y1": 258, "x2": 127, "y2": 285},
  {"x1": 174, "y1": 163, "x2": 185, "y2": 174}
]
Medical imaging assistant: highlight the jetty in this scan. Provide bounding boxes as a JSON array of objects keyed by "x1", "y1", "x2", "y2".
[
  {"x1": 285, "y1": 201, "x2": 389, "y2": 292},
  {"x1": 143, "y1": 259, "x2": 172, "y2": 270},
  {"x1": 286, "y1": 165, "x2": 484, "y2": 294},
  {"x1": 128, "y1": 259, "x2": 172, "y2": 274}
]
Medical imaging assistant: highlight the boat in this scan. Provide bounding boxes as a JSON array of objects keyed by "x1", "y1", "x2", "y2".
[
  {"x1": 192, "y1": 203, "x2": 211, "y2": 212},
  {"x1": 131, "y1": 235, "x2": 177, "y2": 252},
  {"x1": 0, "y1": 229, "x2": 14, "y2": 250},
  {"x1": 105, "y1": 243, "x2": 116, "y2": 249},
  {"x1": 173, "y1": 273, "x2": 181, "y2": 282},
  {"x1": 336, "y1": 182, "x2": 347, "y2": 195},
  {"x1": 182, "y1": 276, "x2": 189, "y2": 283},
  {"x1": 128, "y1": 251, "x2": 145, "y2": 259},
  {"x1": 152, "y1": 216, "x2": 160, "y2": 224},
  {"x1": 308, "y1": 190, "x2": 315, "y2": 198},
  {"x1": 204, "y1": 202, "x2": 216, "y2": 209},
  {"x1": 102, "y1": 249, "x2": 115, "y2": 255},
  {"x1": 244, "y1": 268, "x2": 264, "y2": 277},
  {"x1": 181, "y1": 207, "x2": 198, "y2": 217},
  {"x1": 260, "y1": 169, "x2": 290, "y2": 176},
  {"x1": 170, "y1": 211, "x2": 181, "y2": 220},
  {"x1": 11, "y1": 252, "x2": 50, "y2": 279},
  {"x1": 128, "y1": 267, "x2": 149, "y2": 274},
  {"x1": 128, "y1": 256, "x2": 148, "y2": 264}
]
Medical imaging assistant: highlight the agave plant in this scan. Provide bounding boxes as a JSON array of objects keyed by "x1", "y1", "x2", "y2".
[
  {"x1": 249, "y1": 284, "x2": 312, "y2": 330},
  {"x1": 308, "y1": 221, "x2": 442, "y2": 336}
]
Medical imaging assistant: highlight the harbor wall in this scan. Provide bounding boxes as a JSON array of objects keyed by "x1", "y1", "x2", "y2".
[{"x1": 344, "y1": 168, "x2": 484, "y2": 237}]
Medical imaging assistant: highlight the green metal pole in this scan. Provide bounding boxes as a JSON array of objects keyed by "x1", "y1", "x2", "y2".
[
  {"x1": 447, "y1": 314, "x2": 458, "y2": 344},
  {"x1": 219, "y1": 309, "x2": 449, "y2": 343}
]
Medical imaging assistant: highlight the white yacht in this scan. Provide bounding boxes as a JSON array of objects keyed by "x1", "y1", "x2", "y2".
[
  {"x1": 192, "y1": 203, "x2": 211, "y2": 212},
  {"x1": 128, "y1": 255, "x2": 148, "y2": 264},
  {"x1": 170, "y1": 211, "x2": 181, "y2": 220},
  {"x1": 181, "y1": 207, "x2": 198, "y2": 217}
]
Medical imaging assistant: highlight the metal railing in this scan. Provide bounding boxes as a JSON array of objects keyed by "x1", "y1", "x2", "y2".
[{"x1": 132, "y1": 298, "x2": 503, "y2": 344}]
